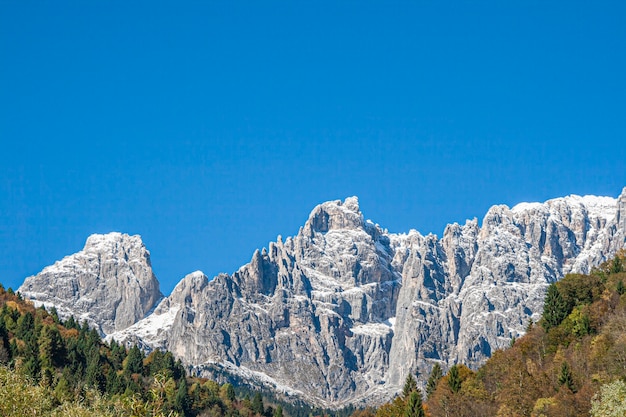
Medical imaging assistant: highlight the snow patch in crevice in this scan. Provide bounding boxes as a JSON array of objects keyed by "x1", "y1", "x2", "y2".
[{"x1": 107, "y1": 305, "x2": 180, "y2": 344}]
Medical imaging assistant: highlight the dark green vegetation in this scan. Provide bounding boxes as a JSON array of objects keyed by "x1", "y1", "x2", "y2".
[
  {"x1": 0, "y1": 284, "x2": 352, "y2": 417},
  {"x1": 355, "y1": 251, "x2": 626, "y2": 417}
]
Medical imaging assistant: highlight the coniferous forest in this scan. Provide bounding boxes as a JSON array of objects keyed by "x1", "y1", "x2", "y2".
[{"x1": 2, "y1": 252, "x2": 626, "y2": 416}]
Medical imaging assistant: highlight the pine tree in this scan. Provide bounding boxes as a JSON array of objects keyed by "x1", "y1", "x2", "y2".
[
  {"x1": 447, "y1": 365, "x2": 461, "y2": 393},
  {"x1": 404, "y1": 390, "x2": 425, "y2": 417},
  {"x1": 106, "y1": 367, "x2": 125, "y2": 394},
  {"x1": 175, "y1": 377, "x2": 190, "y2": 415},
  {"x1": 65, "y1": 316, "x2": 78, "y2": 330},
  {"x1": 0, "y1": 320, "x2": 10, "y2": 363},
  {"x1": 542, "y1": 283, "x2": 568, "y2": 330},
  {"x1": 49, "y1": 306, "x2": 60, "y2": 324},
  {"x1": 79, "y1": 320, "x2": 90, "y2": 337},
  {"x1": 85, "y1": 348, "x2": 105, "y2": 392},
  {"x1": 252, "y1": 392, "x2": 264, "y2": 415},
  {"x1": 402, "y1": 373, "x2": 418, "y2": 398},
  {"x1": 558, "y1": 362, "x2": 576, "y2": 393},
  {"x1": 617, "y1": 280, "x2": 625, "y2": 295},
  {"x1": 124, "y1": 344, "x2": 144, "y2": 375},
  {"x1": 38, "y1": 325, "x2": 63, "y2": 369},
  {"x1": 426, "y1": 363, "x2": 443, "y2": 399},
  {"x1": 220, "y1": 383, "x2": 236, "y2": 403},
  {"x1": 109, "y1": 339, "x2": 126, "y2": 369},
  {"x1": 15, "y1": 311, "x2": 35, "y2": 340}
]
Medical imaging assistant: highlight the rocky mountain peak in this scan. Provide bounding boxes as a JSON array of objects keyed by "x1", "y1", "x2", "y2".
[
  {"x1": 303, "y1": 196, "x2": 364, "y2": 235},
  {"x1": 19, "y1": 190, "x2": 626, "y2": 408},
  {"x1": 84, "y1": 231, "x2": 144, "y2": 251},
  {"x1": 172, "y1": 270, "x2": 209, "y2": 297},
  {"x1": 19, "y1": 232, "x2": 162, "y2": 335}
]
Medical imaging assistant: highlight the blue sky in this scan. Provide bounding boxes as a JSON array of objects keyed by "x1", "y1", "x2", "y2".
[{"x1": 1, "y1": 1, "x2": 625, "y2": 294}]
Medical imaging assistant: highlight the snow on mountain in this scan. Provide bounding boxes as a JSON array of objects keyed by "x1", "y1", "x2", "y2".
[
  {"x1": 19, "y1": 232, "x2": 163, "y2": 335},
  {"x1": 19, "y1": 188, "x2": 626, "y2": 408}
]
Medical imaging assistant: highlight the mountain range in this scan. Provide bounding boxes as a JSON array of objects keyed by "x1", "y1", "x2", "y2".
[{"x1": 18, "y1": 188, "x2": 626, "y2": 408}]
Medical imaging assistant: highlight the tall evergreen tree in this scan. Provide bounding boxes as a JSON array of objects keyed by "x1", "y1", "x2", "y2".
[
  {"x1": 252, "y1": 392, "x2": 264, "y2": 415},
  {"x1": 0, "y1": 319, "x2": 10, "y2": 363},
  {"x1": 108, "y1": 339, "x2": 125, "y2": 369},
  {"x1": 106, "y1": 366, "x2": 125, "y2": 394},
  {"x1": 64, "y1": 316, "x2": 78, "y2": 330},
  {"x1": 558, "y1": 362, "x2": 576, "y2": 393},
  {"x1": 220, "y1": 383, "x2": 236, "y2": 403},
  {"x1": 175, "y1": 377, "x2": 190, "y2": 415},
  {"x1": 447, "y1": 365, "x2": 461, "y2": 393},
  {"x1": 38, "y1": 325, "x2": 63, "y2": 369},
  {"x1": 542, "y1": 283, "x2": 569, "y2": 330},
  {"x1": 49, "y1": 306, "x2": 60, "y2": 324},
  {"x1": 402, "y1": 373, "x2": 418, "y2": 398},
  {"x1": 124, "y1": 345, "x2": 144, "y2": 375},
  {"x1": 426, "y1": 363, "x2": 443, "y2": 399},
  {"x1": 85, "y1": 348, "x2": 105, "y2": 392},
  {"x1": 404, "y1": 390, "x2": 425, "y2": 417},
  {"x1": 15, "y1": 311, "x2": 34, "y2": 340}
]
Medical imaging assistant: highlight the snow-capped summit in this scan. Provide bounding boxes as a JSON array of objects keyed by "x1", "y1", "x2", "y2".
[
  {"x1": 106, "y1": 191, "x2": 626, "y2": 407},
  {"x1": 19, "y1": 190, "x2": 626, "y2": 408},
  {"x1": 19, "y1": 232, "x2": 163, "y2": 335},
  {"x1": 302, "y1": 196, "x2": 365, "y2": 235}
]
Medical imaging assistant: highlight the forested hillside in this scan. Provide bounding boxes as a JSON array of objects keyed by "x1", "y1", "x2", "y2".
[
  {"x1": 0, "y1": 284, "x2": 316, "y2": 417},
  {"x1": 358, "y1": 252, "x2": 626, "y2": 417}
]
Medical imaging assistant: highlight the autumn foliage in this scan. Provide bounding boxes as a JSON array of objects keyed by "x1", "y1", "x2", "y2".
[{"x1": 360, "y1": 251, "x2": 626, "y2": 417}]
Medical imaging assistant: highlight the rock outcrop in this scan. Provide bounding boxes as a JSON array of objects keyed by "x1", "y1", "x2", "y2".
[
  {"x1": 19, "y1": 232, "x2": 163, "y2": 335},
  {"x1": 21, "y1": 189, "x2": 626, "y2": 407},
  {"x1": 108, "y1": 190, "x2": 626, "y2": 408}
]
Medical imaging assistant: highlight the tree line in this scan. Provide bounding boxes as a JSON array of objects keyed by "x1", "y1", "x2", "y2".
[{"x1": 0, "y1": 285, "x2": 304, "y2": 417}]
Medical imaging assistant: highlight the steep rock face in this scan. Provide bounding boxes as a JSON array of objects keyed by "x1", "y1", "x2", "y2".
[
  {"x1": 19, "y1": 232, "x2": 163, "y2": 335},
  {"x1": 109, "y1": 189, "x2": 626, "y2": 408},
  {"x1": 25, "y1": 189, "x2": 626, "y2": 408},
  {"x1": 112, "y1": 198, "x2": 401, "y2": 406},
  {"x1": 387, "y1": 193, "x2": 620, "y2": 389}
]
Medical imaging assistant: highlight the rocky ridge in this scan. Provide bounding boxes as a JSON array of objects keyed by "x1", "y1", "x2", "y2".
[
  {"x1": 108, "y1": 189, "x2": 626, "y2": 407},
  {"x1": 20, "y1": 189, "x2": 626, "y2": 408}
]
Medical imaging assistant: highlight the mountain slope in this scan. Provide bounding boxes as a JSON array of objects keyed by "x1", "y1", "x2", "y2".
[
  {"x1": 20, "y1": 189, "x2": 626, "y2": 407},
  {"x1": 109, "y1": 189, "x2": 626, "y2": 408}
]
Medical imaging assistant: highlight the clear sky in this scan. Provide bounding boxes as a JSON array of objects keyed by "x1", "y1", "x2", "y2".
[{"x1": 1, "y1": 1, "x2": 625, "y2": 295}]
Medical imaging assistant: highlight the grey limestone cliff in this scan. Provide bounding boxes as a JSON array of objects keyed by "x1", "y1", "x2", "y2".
[
  {"x1": 22, "y1": 189, "x2": 626, "y2": 408},
  {"x1": 19, "y1": 232, "x2": 163, "y2": 335},
  {"x1": 108, "y1": 189, "x2": 626, "y2": 408}
]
